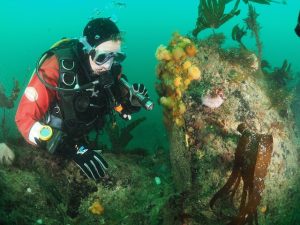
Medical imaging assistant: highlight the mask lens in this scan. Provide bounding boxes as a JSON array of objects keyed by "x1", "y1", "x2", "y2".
[
  {"x1": 114, "y1": 52, "x2": 126, "y2": 63},
  {"x1": 93, "y1": 51, "x2": 126, "y2": 65},
  {"x1": 94, "y1": 53, "x2": 110, "y2": 65}
]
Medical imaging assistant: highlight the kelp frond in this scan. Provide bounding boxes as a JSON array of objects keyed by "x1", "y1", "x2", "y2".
[
  {"x1": 242, "y1": 0, "x2": 282, "y2": 4},
  {"x1": 232, "y1": 24, "x2": 247, "y2": 48},
  {"x1": 193, "y1": 0, "x2": 241, "y2": 37}
]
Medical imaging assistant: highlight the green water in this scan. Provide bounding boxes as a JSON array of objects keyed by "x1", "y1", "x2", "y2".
[
  {"x1": 0, "y1": 1, "x2": 300, "y2": 224},
  {"x1": 0, "y1": 0, "x2": 299, "y2": 150}
]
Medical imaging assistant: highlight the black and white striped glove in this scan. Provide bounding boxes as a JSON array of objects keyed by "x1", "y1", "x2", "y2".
[{"x1": 72, "y1": 144, "x2": 108, "y2": 181}]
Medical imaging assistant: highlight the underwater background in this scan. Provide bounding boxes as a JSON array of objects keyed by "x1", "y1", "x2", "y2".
[
  {"x1": 0, "y1": 1, "x2": 300, "y2": 225},
  {"x1": 0, "y1": 0, "x2": 299, "y2": 150}
]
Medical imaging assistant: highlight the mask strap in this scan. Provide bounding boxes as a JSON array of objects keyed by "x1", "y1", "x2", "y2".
[{"x1": 79, "y1": 36, "x2": 94, "y2": 54}]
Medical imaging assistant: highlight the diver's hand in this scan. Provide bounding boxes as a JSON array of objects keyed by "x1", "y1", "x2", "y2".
[
  {"x1": 129, "y1": 83, "x2": 148, "y2": 107},
  {"x1": 72, "y1": 145, "x2": 108, "y2": 181}
]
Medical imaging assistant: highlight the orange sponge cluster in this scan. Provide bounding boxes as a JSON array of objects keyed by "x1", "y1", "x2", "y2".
[{"x1": 155, "y1": 33, "x2": 201, "y2": 127}]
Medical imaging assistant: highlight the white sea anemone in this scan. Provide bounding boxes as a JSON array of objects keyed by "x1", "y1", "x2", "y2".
[{"x1": 201, "y1": 95, "x2": 224, "y2": 108}]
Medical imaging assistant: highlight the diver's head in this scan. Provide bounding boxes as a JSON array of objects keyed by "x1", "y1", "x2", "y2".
[{"x1": 82, "y1": 18, "x2": 126, "y2": 75}]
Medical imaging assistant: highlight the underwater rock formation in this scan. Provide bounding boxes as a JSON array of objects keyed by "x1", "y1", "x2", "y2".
[
  {"x1": 0, "y1": 142, "x2": 175, "y2": 225},
  {"x1": 156, "y1": 33, "x2": 300, "y2": 225}
]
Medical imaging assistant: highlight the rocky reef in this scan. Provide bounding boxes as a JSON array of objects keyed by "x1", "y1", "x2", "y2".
[
  {"x1": 0, "y1": 136, "x2": 175, "y2": 225},
  {"x1": 155, "y1": 32, "x2": 300, "y2": 225}
]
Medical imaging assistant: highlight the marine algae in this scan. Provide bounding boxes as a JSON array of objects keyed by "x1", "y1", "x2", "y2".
[{"x1": 210, "y1": 123, "x2": 273, "y2": 225}]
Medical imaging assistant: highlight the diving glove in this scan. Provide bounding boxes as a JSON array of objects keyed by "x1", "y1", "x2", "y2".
[{"x1": 72, "y1": 144, "x2": 108, "y2": 181}]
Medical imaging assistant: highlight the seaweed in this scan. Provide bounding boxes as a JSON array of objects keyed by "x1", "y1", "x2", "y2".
[
  {"x1": 210, "y1": 123, "x2": 273, "y2": 225},
  {"x1": 193, "y1": 0, "x2": 241, "y2": 37},
  {"x1": 269, "y1": 59, "x2": 292, "y2": 86},
  {"x1": 0, "y1": 79, "x2": 20, "y2": 141},
  {"x1": 0, "y1": 79, "x2": 20, "y2": 109},
  {"x1": 243, "y1": 4, "x2": 263, "y2": 66},
  {"x1": 106, "y1": 117, "x2": 147, "y2": 153},
  {"x1": 232, "y1": 24, "x2": 247, "y2": 49},
  {"x1": 262, "y1": 59, "x2": 295, "y2": 116},
  {"x1": 242, "y1": 0, "x2": 280, "y2": 4}
]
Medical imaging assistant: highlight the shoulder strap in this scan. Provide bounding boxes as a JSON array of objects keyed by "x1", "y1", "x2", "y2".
[{"x1": 51, "y1": 40, "x2": 84, "y2": 135}]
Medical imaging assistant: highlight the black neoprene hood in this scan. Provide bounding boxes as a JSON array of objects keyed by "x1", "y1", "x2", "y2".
[{"x1": 83, "y1": 18, "x2": 120, "y2": 47}]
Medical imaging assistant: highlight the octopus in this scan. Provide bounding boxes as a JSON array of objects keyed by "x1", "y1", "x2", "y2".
[{"x1": 210, "y1": 123, "x2": 273, "y2": 225}]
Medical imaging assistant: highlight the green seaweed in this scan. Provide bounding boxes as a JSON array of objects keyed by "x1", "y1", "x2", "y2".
[{"x1": 232, "y1": 24, "x2": 247, "y2": 48}]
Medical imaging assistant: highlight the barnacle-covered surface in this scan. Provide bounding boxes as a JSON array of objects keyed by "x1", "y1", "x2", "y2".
[{"x1": 156, "y1": 33, "x2": 300, "y2": 225}]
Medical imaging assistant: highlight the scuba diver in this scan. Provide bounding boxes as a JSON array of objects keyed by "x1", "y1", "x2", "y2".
[
  {"x1": 295, "y1": 11, "x2": 300, "y2": 37},
  {"x1": 15, "y1": 17, "x2": 153, "y2": 181}
]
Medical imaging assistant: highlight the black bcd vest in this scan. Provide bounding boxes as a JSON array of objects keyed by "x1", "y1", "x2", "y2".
[{"x1": 48, "y1": 39, "x2": 122, "y2": 137}]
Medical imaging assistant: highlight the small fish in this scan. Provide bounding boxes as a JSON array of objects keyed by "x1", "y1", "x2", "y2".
[{"x1": 113, "y1": 1, "x2": 127, "y2": 8}]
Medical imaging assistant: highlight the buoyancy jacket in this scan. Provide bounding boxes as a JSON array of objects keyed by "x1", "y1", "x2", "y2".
[{"x1": 15, "y1": 39, "x2": 137, "y2": 144}]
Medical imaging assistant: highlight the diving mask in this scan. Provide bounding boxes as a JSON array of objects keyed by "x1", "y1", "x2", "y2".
[{"x1": 91, "y1": 50, "x2": 126, "y2": 66}]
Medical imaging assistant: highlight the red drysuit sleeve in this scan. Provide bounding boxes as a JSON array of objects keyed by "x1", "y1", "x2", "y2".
[{"x1": 15, "y1": 55, "x2": 59, "y2": 145}]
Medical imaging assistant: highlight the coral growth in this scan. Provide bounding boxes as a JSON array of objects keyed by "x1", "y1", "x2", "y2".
[
  {"x1": 156, "y1": 33, "x2": 201, "y2": 127},
  {"x1": 89, "y1": 200, "x2": 104, "y2": 215}
]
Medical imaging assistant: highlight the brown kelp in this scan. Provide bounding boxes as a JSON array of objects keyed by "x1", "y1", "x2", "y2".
[
  {"x1": 210, "y1": 123, "x2": 273, "y2": 225},
  {"x1": 193, "y1": 0, "x2": 241, "y2": 37}
]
